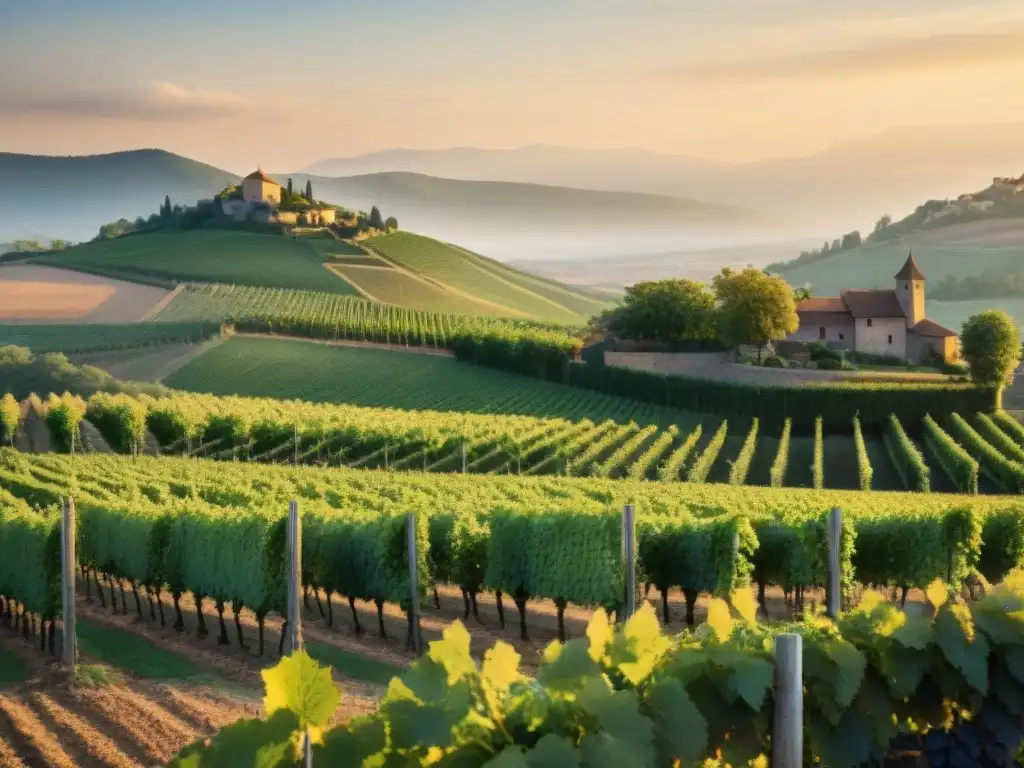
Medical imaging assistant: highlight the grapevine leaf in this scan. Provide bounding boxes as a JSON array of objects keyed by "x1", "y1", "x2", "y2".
[
  {"x1": 429, "y1": 622, "x2": 477, "y2": 684},
  {"x1": 706, "y1": 599, "x2": 734, "y2": 641},
  {"x1": 260, "y1": 650, "x2": 339, "y2": 744},
  {"x1": 525, "y1": 735, "x2": 581, "y2": 768},
  {"x1": 577, "y1": 677, "x2": 655, "y2": 766},
  {"x1": 483, "y1": 641, "x2": 522, "y2": 692},
  {"x1": 992, "y1": 674, "x2": 1024, "y2": 716},
  {"x1": 644, "y1": 677, "x2": 708, "y2": 763},
  {"x1": 183, "y1": 710, "x2": 300, "y2": 768},
  {"x1": 608, "y1": 603, "x2": 671, "y2": 684},
  {"x1": 807, "y1": 708, "x2": 873, "y2": 768},
  {"x1": 879, "y1": 645, "x2": 931, "y2": 698},
  {"x1": 316, "y1": 716, "x2": 387, "y2": 767},
  {"x1": 934, "y1": 603, "x2": 990, "y2": 694},
  {"x1": 385, "y1": 699, "x2": 455, "y2": 750},
  {"x1": 726, "y1": 656, "x2": 773, "y2": 711},
  {"x1": 1005, "y1": 647, "x2": 1024, "y2": 684},
  {"x1": 586, "y1": 608, "x2": 613, "y2": 662},
  {"x1": 538, "y1": 638, "x2": 601, "y2": 691},
  {"x1": 731, "y1": 587, "x2": 758, "y2": 625},
  {"x1": 483, "y1": 746, "x2": 529, "y2": 768},
  {"x1": 579, "y1": 732, "x2": 641, "y2": 768},
  {"x1": 820, "y1": 638, "x2": 867, "y2": 708},
  {"x1": 926, "y1": 579, "x2": 948, "y2": 610},
  {"x1": 399, "y1": 658, "x2": 450, "y2": 703},
  {"x1": 892, "y1": 616, "x2": 933, "y2": 651}
]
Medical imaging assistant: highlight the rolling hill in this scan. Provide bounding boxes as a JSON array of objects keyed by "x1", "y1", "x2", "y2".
[
  {"x1": 0, "y1": 149, "x2": 764, "y2": 246},
  {"x1": 25, "y1": 228, "x2": 611, "y2": 324},
  {"x1": 771, "y1": 219, "x2": 1024, "y2": 332}
]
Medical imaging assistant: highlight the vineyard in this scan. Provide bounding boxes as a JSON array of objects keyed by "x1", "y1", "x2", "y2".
[
  {"x1": 0, "y1": 322, "x2": 220, "y2": 354},
  {"x1": 9, "y1": 381, "x2": 1024, "y2": 499},
  {"x1": 362, "y1": 232, "x2": 603, "y2": 324},
  {"x1": 31, "y1": 230, "x2": 359, "y2": 294}
]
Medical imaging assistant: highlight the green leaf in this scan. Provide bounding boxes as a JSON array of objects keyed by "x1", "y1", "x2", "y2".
[
  {"x1": 807, "y1": 708, "x2": 874, "y2": 768},
  {"x1": 316, "y1": 716, "x2": 387, "y2": 767},
  {"x1": 260, "y1": 650, "x2": 340, "y2": 744},
  {"x1": 177, "y1": 710, "x2": 300, "y2": 768},
  {"x1": 891, "y1": 616, "x2": 933, "y2": 651},
  {"x1": 577, "y1": 678, "x2": 655, "y2": 767},
  {"x1": 398, "y1": 658, "x2": 450, "y2": 704},
  {"x1": 538, "y1": 638, "x2": 601, "y2": 691},
  {"x1": 483, "y1": 746, "x2": 529, "y2": 768},
  {"x1": 934, "y1": 602, "x2": 990, "y2": 694},
  {"x1": 483, "y1": 641, "x2": 522, "y2": 692},
  {"x1": 644, "y1": 677, "x2": 708, "y2": 763},
  {"x1": 726, "y1": 656, "x2": 774, "y2": 711},
  {"x1": 607, "y1": 603, "x2": 671, "y2": 685},
  {"x1": 879, "y1": 645, "x2": 931, "y2": 698},
  {"x1": 385, "y1": 699, "x2": 456, "y2": 750},
  {"x1": 526, "y1": 735, "x2": 581, "y2": 768},
  {"x1": 429, "y1": 622, "x2": 477, "y2": 684},
  {"x1": 579, "y1": 732, "x2": 646, "y2": 768},
  {"x1": 1005, "y1": 647, "x2": 1024, "y2": 684}
]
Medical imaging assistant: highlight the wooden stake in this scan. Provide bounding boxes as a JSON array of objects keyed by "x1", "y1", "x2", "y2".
[
  {"x1": 286, "y1": 499, "x2": 302, "y2": 655},
  {"x1": 61, "y1": 498, "x2": 77, "y2": 676},
  {"x1": 826, "y1": 507, "x2": 842, "y2": 618},
  {"x1": 772, "y1": 633, "x2": 803, "y2": 768},
  {"x1": 406, "y1": 512, "x2": 422, "y2": 655}
]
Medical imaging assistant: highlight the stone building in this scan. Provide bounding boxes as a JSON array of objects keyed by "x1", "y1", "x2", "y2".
[
  {"x1": 241, "y1": 168, "x2": 282, "y2": 204},
  {"x1": 786, "y1": 253, "x2": 959, "y2": 363}
]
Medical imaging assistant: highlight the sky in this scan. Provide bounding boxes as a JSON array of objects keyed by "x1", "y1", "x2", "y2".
[{"x1": 2, "y1": 0, "x2": 1024, "y2": 172}]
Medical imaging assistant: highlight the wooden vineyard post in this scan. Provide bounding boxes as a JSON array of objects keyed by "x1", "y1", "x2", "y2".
[
  {"x1": 773, "y1": 632, "x2": 803, "y2": 768},
  {"x1": 286, "y1": 499, "x2": 303, "y2": 656},
  {"x1": 826, "y1": 507, "x2": 842, "y2": 618},
  {"x1": 622, "y1": 504, "x2": 636, "y2": 622},
  {"x1": 406, "y1": 512, "x2": 422, "y2": 655},
  {"x1": 61, "y1": 498, "x2": 77, "y2": 678},
  {"x1": 461, "y1": 442, "x2": 467, "y2": 474}
]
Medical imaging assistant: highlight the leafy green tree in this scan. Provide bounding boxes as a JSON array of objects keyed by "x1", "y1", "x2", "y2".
[
  {"x1": 305, "y1": 180, "x2": 314, "y2": 203},
  {"x1": 712, "y1": 267, "x2": 798, "y2": 359},
  {"x1": 840, "y1": 230, "x2": 862, "y2": 250},
  {"x1": 595, "y1": 279, "x2": 716, "y2": 342},
  {"x1": 961, "y1": 310, "x2": 1021, "y2": 404},
  {"x1": 384, "y1": 216, "x2": 399, "y2": 231},
  {"x1": 369, "y1": 206, "x2": 384, "y2": 229},
  {"x1": 793, "y1": 287, "x2": 812, "y2": 302}
]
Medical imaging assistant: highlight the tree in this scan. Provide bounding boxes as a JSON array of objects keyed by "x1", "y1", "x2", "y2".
[
  {"x1": 793, "y1": 286, "x2": 812, "y2": 302},
  {"x1": 287, "y1": 178, "x2": 294, "y2": 199},
  {"x1": 384, "y1": 216, "x2": 399, "y2": 231},
  {"x1": 369, "y1": 206, "x2": 384, "y2": 229},
  {"x1": 595, "y1": 279, "x2": 716, "y2": 342},
  {"x1": 305, "y1": 180, "x2": 313, "y2": 203},
  {"x1": 873, "y1": 214, "x2": 892, "y2": 233},
  {"x1": 163, "y1": 195, "x2": 172, "y2": 219},
  {"x1": 831, "y1": 238, "x2": 842, "y2": 251},
  {"x1": 961, "y1": 310, "x2": 1021, "y2": 404},
  {"x1": 712, "y1": 267, "x2": 798, "y2": 359},
  {"x1": 840, "y1": 230, "x2": 862, "y2": 250}
]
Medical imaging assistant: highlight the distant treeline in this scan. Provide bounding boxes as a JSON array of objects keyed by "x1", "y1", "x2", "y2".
[{"x1": 932, "y1": 269, "x2": 1024, "y2": 301}]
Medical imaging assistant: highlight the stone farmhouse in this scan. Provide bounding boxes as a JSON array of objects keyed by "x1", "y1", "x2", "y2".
[
  {"x1": 221, "y1": 168, "x2": 337, "y2": 226},
  {"x1": 786, "y1": 253, "x2": 959, "y2": 363}
]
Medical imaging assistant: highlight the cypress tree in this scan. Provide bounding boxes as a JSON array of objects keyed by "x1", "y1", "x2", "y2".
[{"x1": 305, "y1": 180, "x2": 313, "y2": 203}]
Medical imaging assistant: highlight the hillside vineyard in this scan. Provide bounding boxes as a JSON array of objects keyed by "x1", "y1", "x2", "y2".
[{"x1": 2, "y1": 449, "x2": 1022, "y2": 645}]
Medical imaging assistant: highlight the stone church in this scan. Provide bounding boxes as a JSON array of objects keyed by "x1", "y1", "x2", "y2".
[{"x1": 786, "y1": 253, "x2": 959, "y2": 363}]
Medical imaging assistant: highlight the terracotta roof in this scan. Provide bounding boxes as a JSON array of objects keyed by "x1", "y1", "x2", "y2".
[
  {"x1": 243, "y1": 168, "x2": 281, "y2": 186},
  {"x1": 839, "y1": 289, "x2": 906, "y2": 318},
  {"x1": 910, "y1": 318, "x2": 958, "y2": 338},
  {"x1": 797, "y1": 297, "x2": 847, "y2": 312},
  {"x1": 894, "y1": 252, "x2": 925, "y2": 281}
]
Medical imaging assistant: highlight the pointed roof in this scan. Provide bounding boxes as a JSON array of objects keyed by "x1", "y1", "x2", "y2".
[
  {"x1": 895, "y1": 251, "x2": 925, "y2": 281},
  {"x1": 910, "y1": 318, "x2": 957, "y2": 338},
  {"x1": 243, "y1": 167, "x2": 281, "y2": 186}
]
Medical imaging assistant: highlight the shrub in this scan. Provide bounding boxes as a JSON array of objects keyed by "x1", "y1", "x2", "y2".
[
  {"x1": 769, "y1": 418, "x2": 791, "y2": 487},
  {"x1": 815, "y1": 357, "x2": 844, "y2": 371},
  {"x1": 763, "y1": 356, "x2": 785, "y2": 368},
  {"x1": 946, "y1": 413, "x2": 1024, "y2": 493},
  {"x1": 686, "y1": 420, "x2": 728, "y2": 483},
  {"x1": 729, "y1": 418, "x2": 759, "y2": 485},
  {"x1": 812, "y1": 415, "x2": 824, "y2": 490},
  {"x1": 922, "y1": 414, "x2": 980, "y2": 494},
  {"x1": 852, "y1": 415, "x2": 872, "y2": 491},
  {"x1": 885, "y1": 414, "x2": 930, "y2": 492}
]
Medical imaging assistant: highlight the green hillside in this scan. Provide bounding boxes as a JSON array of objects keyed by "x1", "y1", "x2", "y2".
[
  {"x1": 31, "y1": 229, "x2": 359, "y2": 294},
  {"x1": 772, "y1": 220, "x2": 1024, "y2": 331},
  {"x1": 362, "y1": 232, "x2": 607, "y2": 323},
  {"x1": 164, "y1": 335, "x2": 682, "y2": 425}
]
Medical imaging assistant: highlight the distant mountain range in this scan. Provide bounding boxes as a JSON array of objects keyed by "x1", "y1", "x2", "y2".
[
  {"x1": 0, "y1": 150, "x2": 764, "y2": 245},
  {"x1": 305, "y1": 123, "x2": 1024, "y2": 230}
]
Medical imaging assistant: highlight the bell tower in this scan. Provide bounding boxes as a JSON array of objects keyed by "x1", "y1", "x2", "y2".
[{"x1": 894, "y1": 251, "x2": 925, "y2": 328}]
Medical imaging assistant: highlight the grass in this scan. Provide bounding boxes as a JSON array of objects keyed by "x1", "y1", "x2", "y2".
[
  {"x1": 164, "y1": 335, "x2": 694, "y2": 427},
  {"x1": 363, "y1": 232, "x2": 598, "y2": 324},
  {"x1": 77, "y1": 618, "x2": 210, "y2": 679},
  {"x1": 0, "y1": 322, "x2": 218, "y2": 353},
  {"x1": 32, "y1": 230, "x2": 359, "y2": 294},
  {"x1": 0, "y1": 646, "x2": 29, "y2": 687},
  {"x1": 73, "y1": 663, "x2": 124, "y2": 689},
  {"x1": 328, "y1": 263, "x2": 505, "y2": 315},
  {"x1": 305, "y1": 641, "x2": 401, "y2": 685}
]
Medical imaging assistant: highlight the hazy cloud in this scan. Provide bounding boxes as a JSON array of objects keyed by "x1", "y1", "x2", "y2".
[
  {"x1": 1, "y1": 82, "x2": 247, "y2": 121},
  {"x1": 674, "y1": 29, "x2": 1024, "y2": 80}
]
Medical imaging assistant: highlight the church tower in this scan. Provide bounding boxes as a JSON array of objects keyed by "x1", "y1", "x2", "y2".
[{"x1": 894, "y1": 252, "x2": 925, "y2": 328}]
